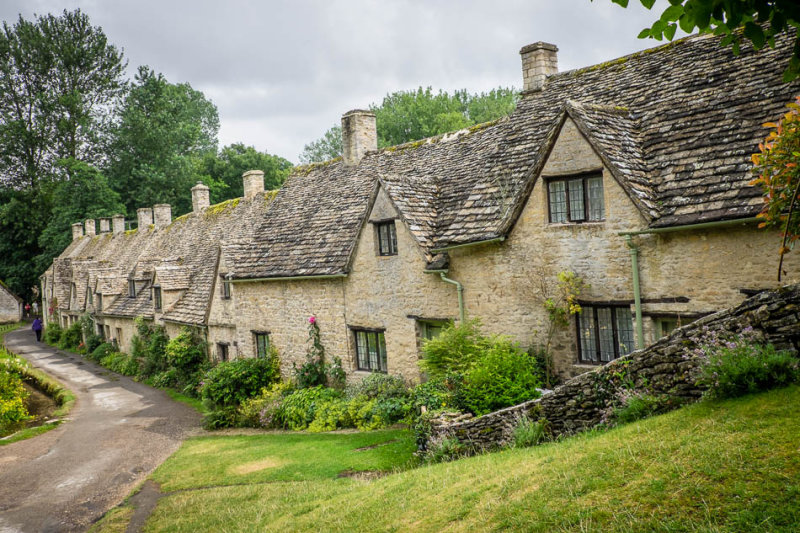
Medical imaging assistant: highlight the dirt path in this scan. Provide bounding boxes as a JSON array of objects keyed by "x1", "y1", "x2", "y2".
[{"x1": 0, "y1": 329, "x2": 203, "y2": 533}]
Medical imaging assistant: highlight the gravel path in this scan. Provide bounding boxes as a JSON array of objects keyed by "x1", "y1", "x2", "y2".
[{"x1": 0, "y1": 328, "x2": 203, "y2": 533}]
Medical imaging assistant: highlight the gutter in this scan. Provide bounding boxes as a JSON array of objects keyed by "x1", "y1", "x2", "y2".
[
  {"x1": 229, "y1": 273, "x2": 347, "y2": 283},
  {"x1": 619, "y1": 216, "x2": 760, "y2": 351},
  {"x1": 425, "y1": 269, "x2": 465, "y2": 323},
  {"x1": 431, "y1": 236, "x2": 505, "y2": 254}
]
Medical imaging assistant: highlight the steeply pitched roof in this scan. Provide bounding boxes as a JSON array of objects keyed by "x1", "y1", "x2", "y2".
[{"x1": 230, "y1": 31, "x2": 799, "y2": 279}]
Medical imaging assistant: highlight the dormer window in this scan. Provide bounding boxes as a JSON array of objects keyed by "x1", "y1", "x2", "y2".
[
  {"x1": 153, "y1": 286, "x2": 162, "y2": 311},
  {"x1": 547, "y1": 173, "x2": 604, "y2": 223},
  {"x1": 128, "y1": 279, "x2": 136, "y2": 298},
  {"x1": 96, "y1": 293, "x2": 103, "y2": 311},
  {"x1": 376, "y1": 220, "x2": 398, "y2": 256},
  {"x1": 221, "y1": 276, "x2": 231, "y2": 299}
]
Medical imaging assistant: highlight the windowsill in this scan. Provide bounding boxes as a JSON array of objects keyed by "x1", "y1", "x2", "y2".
[
  {"x1": 353, "y1": 369, "x2": 388, "y2": 375},
  {"x1": 547, "y1": 221, "x2": 605, "y2": 228}
]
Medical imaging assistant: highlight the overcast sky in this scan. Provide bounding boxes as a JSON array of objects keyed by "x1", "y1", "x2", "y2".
[{"x1": 1, "y1": 1, "x2": 673, "y2": 163}]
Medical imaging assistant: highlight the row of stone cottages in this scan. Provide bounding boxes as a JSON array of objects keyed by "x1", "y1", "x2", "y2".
[{"x1": 42, "y1": 31, "x2": 800, "y2": 383}]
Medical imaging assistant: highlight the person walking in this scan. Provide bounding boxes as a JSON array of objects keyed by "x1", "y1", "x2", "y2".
[
  {"x1": 32, "y1": 317, "x2": 43, "y2": 342},
  {"x1": 32, "y1": 301, "x2": 39, "y2": 315},
  {"x1": 24, "y1": 303, "x2": 31, "y2": 318}
]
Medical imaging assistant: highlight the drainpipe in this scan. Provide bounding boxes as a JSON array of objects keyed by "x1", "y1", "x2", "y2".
[
  {"x1": 426, "y1": 270, "x2": 465, "y2": 323},
  {"x1": 624, "y1": 235, "x2": 644, "y2": 350}
]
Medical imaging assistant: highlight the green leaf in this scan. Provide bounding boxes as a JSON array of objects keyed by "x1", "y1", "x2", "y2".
[
  {"x1": 639, "y1": 0, "x2": 656, "y2": 9},
  {"x1": 663, "y1": 23, "x2": 677, "y2": 41},
  {"x1": 678, "y1": 13, "x2": 695, "y2": 33},
  {"x1": 744, "y1": 21, "x2": 766, "y2": 49},
  {"x1": 660, "y1": 5, "x2": 684, "y2": 22},
  {"x1": 637, "y1": 28, "x2": 652, "y2": 39},
  {"x1": 611, "y1": 0, "x2": 629, "y2": 7}
]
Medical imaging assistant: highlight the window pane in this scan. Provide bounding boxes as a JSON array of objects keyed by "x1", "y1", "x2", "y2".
[
  {"x1": 378, "y1": 332, "x2": 387, "y2": 372},
  {"x1": 548, "y1": 181, "x2": 567, "y2": 223},
  {"x1": 616, "y1": 309, "x2": 634, "y2": 356},
  {"x1": 587, "y1": 177, "x2": 604, "y2": 221},
  {"x1": 597, "y1": 308, "x2": 615, "y2": 362},
  {"x1": 579, "y1": 307, "x2": 597, "y2": 362},
  {"x1": 356, "y1": 331, "x2": 368, "y2": 369},
  {"x1": 568, "y1": 179, "x2": 586, "y2": 221},
  {"x1": 389, "y1": 222, "x2": 398, "y2": 254},
  {"x1": 367, "y1": 332, "x2": 378, "y2": 370}
]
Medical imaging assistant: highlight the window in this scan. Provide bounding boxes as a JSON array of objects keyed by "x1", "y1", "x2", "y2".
[
  {"x1": 88, "y1": 289, "x2": 93, "y2": 305},
  {"x1": 153, "y1": 286, "x2": 162, "y2": 311},
  {"x1": 217, "y1": 342, "x2": 229, "y2": 362},
  {"x1": 577, "y1": 305, "x2": 634, "y2": 364},
  {"x1": 418, "y1": 320, "x2": 447, "y2": 341},
  {"x1": 353, "y1": 329, "x2": 387, "y2": 372},
  {"x1": 97, "y1": 323, "x2": 105, "y2": 339},
  {"x1": 104, "y1": 325, "x2": 111, "y2": 339},
  {"x1": 128, "y1": 279, "x2": 136, "y2": 298},
  {"x1": 254, "y1": 332, "x2": 270, "y2": 359},
  {"x1": 376, "y1": 221, "x2": 398, "y2": 256},
  {"x1": 96, "y1": 293, "x2": 103, "y2": 311},
  {"x1": 116, "y1": 327, "x2": 123, "y2": 348},
  {"x1": 221, "y1": 277, "x2": 231, "y2": 299},
  {"x1": 547, "y1": 174, "x2": 604, "y2": 223}
]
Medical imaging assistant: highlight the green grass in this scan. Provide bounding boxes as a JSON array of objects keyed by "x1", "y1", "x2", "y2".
[
  {"x1": 163, "y1": 388, "x2": 208, "y2": 415},
  {"x1": 138, "y1": 386, "x2": 800, "y2": 532}
]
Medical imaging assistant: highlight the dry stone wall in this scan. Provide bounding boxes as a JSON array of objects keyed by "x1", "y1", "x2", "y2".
[{"x1": 427, "y1": 284, "x2": 800, "y2": 452}]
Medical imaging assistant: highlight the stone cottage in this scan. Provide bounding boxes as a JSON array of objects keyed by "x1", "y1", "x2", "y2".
[
  {"x1": 43, "y1": 30, "x2": 800, "y2": 383},
  {"x1": 0, "y1": 280, "x2": 23, "y2": 323}
]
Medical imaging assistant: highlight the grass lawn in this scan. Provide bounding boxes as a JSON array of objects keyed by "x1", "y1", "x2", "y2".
[{"x1": 125, "y1": 385, "x2": 800, "y2": 532}]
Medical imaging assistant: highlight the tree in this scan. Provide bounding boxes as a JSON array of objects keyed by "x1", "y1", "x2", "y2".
[
  {"x1": 605, "y1": 0, "x2": 800, "y2": 81},
  {"x1": 107, "y1": 66, "x2": 219, "y2": 216},
  {"x1": 198, "y1": 143, "x2": 293, "y2": 203},
  {"x1": 751, "y1": 96, "x2": 800, "y2": 280},
  {"x1": 299, "y1": 86, "x2": 518, "y2": 163}
]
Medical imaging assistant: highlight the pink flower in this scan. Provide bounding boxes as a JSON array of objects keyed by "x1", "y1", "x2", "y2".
[{"x1": 308, "y1": 316, "x2": 316, "y2": 325}]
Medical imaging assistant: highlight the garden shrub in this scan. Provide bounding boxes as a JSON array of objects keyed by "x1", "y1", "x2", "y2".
[
  {"x1": 610, "y1": 390, "x2": 673, "y2": 424},
  {"x1": 42, "y1": 322, "x2": 63, "y2": 345},
  {"x1": 88, "y1": 342, "x2": 115, "y2": 362},
  {"x1": 149, "y1": 368, "x2": 179, "y2": 389},
  {"x1": 424, "y1": 435, "x2": 467, "y2": 464},
  {"x1": 408, "y1": 376, "x2": 455, "y2": 414},
  {"x1": 203, "y1": 407, "x2": 239, "y2": 430},
  {"x1": 0, "y1": 364, "x2": 30, "y2": 432},
  {"x1": 307, "y1": 396, "x2": 352, "y2": 432},
  {"x1": 164, "y1": 327, "x2": 208, "y2": 393},
  {"x1": 132, "y1": 318, "x2": 170, "y2": 378},
  {"x1": 201, "y1": 349, "x2": 281, "y2": 408},
  {"x1": 58, "y1": 322, "x2": 83, "y2": 351},
  {"x1": 512, "y1": 414, "x2": 548, "y2": 448},
  {"x1": 279, "y1": 386, "x2": 344, "y2": 430},
  {"x1": 84, "y1": 333, "x2": 104, "y2": 354},
  {"x1": 100, "y1": 351, "x2": 140, "y2": 377},
  {"x1": 420, "y1": 320, "x2": 490, "y2": 377},
  {"x1": 293, "y1": 316, "x2": 345, "y2": 389},
  {"x1": 238, "y1": 381, "x2": 295, "y2": 428},
  {"x1": 698, "y1": 336, "x2": 799, "y2": 399}
]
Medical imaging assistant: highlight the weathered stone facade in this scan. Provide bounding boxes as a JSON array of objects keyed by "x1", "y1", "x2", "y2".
[
  {"x1": 0, "y1": 281, "x2": 23, "y2": 323},
  {"x1": 426, "y1": 283, "x2": 800, "y2": 452}
]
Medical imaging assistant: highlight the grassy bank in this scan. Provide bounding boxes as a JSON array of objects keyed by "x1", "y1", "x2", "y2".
[
  {"x1": 96, "y1": 385, "x2": 800, "y2": 532},
  {"x1": 0, "y1": 323, "x2": 76, "y2": 444}
]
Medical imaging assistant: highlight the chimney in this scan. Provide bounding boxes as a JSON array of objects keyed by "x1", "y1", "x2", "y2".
[
  {"x1": 192, "y1": 182, "x2": 210, "y2": 212},
  {"x1": 242, "y1": 170, "x2": 264, "y2": 200},
  {"x1": 153, "y1": 204, "x2": 172, "y2": 228},
  {"x1": 137, "y1": 207, "x2": 153, "y2": 229},
  {"x1": 112, "y1": 214, "x2": 125, "y2": 235},
  {"x1": 341, "y1": 109, "x2": 377, "y2": 166},
  {"x1": 72, "y1": 222, "x2": 84, "y2": 241},
  {"x1": 99, "y1": 217, "x2": 111, "y2": 233},
  {"x1": 520, "y1": 42, "x2": 558, "y2": 92},
  {"x1": 84, "y1": 219, "x2": 96, "y2": 237}
]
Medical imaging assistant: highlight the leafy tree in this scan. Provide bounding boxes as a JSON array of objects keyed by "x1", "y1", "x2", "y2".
[
  {"x1": 751, "y1": 96, "x2": 800, "y2": 280},
  {"x1": 107, "y1": 66, "x2": 219, "y2": 216},
  {"x1": 36, "y1": 159, "x2": 124, "y2": 273},
  {"x1": 198, "y1": 143, "x2": 292, "y2": 203},
  {"x1": 605, "y1": 0, "x2": 800, "y2": 81},
  {"x1": 299, "y1": 87, "x2": 518, "y2": 163}
]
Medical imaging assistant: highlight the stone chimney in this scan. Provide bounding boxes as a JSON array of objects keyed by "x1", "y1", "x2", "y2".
[
  {"x1": 243, "y1": 170, "x2": 265, "y2": 200},
  {"x1": 341, "y1": 110, "x2": 377, "y2": 166},
  {"x1": 192, "y1": 182, "x2": 210, "y2": 212},
  {"x1": 72, "y1": 222, "x2": 84, "y2": 241},
  {"x1": 84, "y1": 219, "x2": 96, "y2": 237},
  {"x1": 112, "y1": 214, "x2": 125, "y2": 235},
  {"x1": 153, "y1": 204, "x2": 172, "y2": 228},
  {"x1": 99, "y1": 217, "x2": 111, "y2": 233},
  {"x1": 520, "y1": 42, "x2": 558, "y2": 93},
  {"x1": 137, "y1": 207, "x2": 153, "y2": 229}
]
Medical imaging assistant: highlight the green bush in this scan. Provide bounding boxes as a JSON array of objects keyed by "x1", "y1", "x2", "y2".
[
  {"x1": 610, "y1": 390, "x2": 672, "y2": 425},
  {"x1": 203, "y1": 407, "x2": 239, "y2": 430},
  {"x1": 420, "y1": 320, "x2": 488, "y2": 377},
  {"x1": 57, "y1": 321, "x2": 83, "y2": 351},
  {"x1": 699, "y1": 340, "x2": 799, "y2": 399},
  {"x1": 132, "y1": 318, "x2": 170, "y2": 378},
  {"x1": 88, "y1": 342, "x2": 115, "y2": 362},
  {"x1": 424, "y1": 436, "x2": 467, "y2": 464},
  {"x1": 0, "y1": 364, "x2": 30, "y2": 431},
  {"x1": 100, "y1": 351, "x2": 140, "y2": 376},
  {"x1": 512, "y1": 415, "x2": 548, "y2": 448},
  {"x1": 238, "y1": 381, "x2": 295, "y2": 428},
  {"x1": 460, "y1": 341, "x2": 541, "y2": 415},
  {"x1": 164, "y1": 327, "x2": 208, "y2": 394},
  {"x1": 149, "y1": 368, "x2": 179, "y2": 389},
  {"x1": 279, "y1": 386, "x2": 345, "y2": 430},
  {"x1": 84, "y1": 333, "x2": 104, "y2": 354},
  {"x1": 409, "y1": 377, "x2": 455, "y2": 413},
  {"x1": 43, "y1": 322, "x2": 63, "y2": 345},
  {"x1": 201, "y1": 350, "x2": 281, "y2": 408},
  {"x1": 307, "y1": 396, "x2": 352, "y2": 432},
  {"x1": 293, "y1": 317, "x2": 345, "y2": 389}
]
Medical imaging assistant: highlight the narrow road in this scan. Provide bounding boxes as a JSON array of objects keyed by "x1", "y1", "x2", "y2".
[{"x1": 0, "y1": 328, "x2": 203, "y2": 533}]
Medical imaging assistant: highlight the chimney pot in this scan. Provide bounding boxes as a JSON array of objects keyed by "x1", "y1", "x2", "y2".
[
  {"x1": 192, "y1": 181, "x2": 211, "y2": 212},
  {"x1": 112, "y1": 214, "x2": 125, "y2": 234},
  {"x1": 71, "y1": 222, "x2": 84, "y2": 241},
  {"x1": 137, "y1": 207, "x2": 153, "y2": 229},
  {"x1": 99, "y1": 217, "x2": 111, "y2": 233},
  {"x1": 520, "y1": 41, "x2": 558, "y2": 92},
  {"x1": 153, "y1": 204, "x2": 172, "y2": 228},
  {"x1": 341, "y1": 109, "x2": 377, "y2": 166},
  {"x1": 84, "y1": 219, "x2": 96, "y2": 237},
  {"x1": 242, "y1": 170, "x2": 265, "y2": 200}
]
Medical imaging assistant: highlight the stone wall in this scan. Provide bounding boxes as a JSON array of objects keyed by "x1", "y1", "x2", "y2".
[
  {"x1": 0, "y1": 285, "x2": 21, "y2": 323},
  {"x1": 427, "y1": 284, "x2": 800, "y2": 452}
]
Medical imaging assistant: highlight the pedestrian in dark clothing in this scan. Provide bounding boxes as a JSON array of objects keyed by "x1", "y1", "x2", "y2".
[{"x1": 32, "y1": 318, "x2": 42, "y2": 342}]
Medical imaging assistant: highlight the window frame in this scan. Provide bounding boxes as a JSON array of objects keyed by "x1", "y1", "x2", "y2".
[
  {"x1": 352, "y1": 327, "x2": 388, "y2": 373},
  {"x1": 253, "y1": 331, "x2": 270, "y2": 359},
  {"x1": 217, "y1": 342, "x2": 230, "y2": 362},
  {"x1": 128, "y1": 279, "x2": 136, "y2": 298},
  {"x1": 153, "y1": 286, "x2": 162, "y2": 311},
  {"x1": 576, "y1": 304, "x2": 635, "y2": 364},
  {"x1": 375, "y1": 220, "x2": 398, "y2": 256},
  {"x1": 546, "y1": 172, "x2": 605, "y2": 224},
  {"x1": 221, "y1": 275, "x2": 231, "y2": 299},
  {"x1": 417, "y1": 319, "x2": 449, "y2": 342}
]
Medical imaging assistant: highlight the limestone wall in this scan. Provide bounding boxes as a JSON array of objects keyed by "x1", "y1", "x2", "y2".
[
  {"x1": 0, "y1": 287, "x2": 21, "y2": 323},
  {"x1": 427, "y1": 284, "x2": 800, "y2": 452}
]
